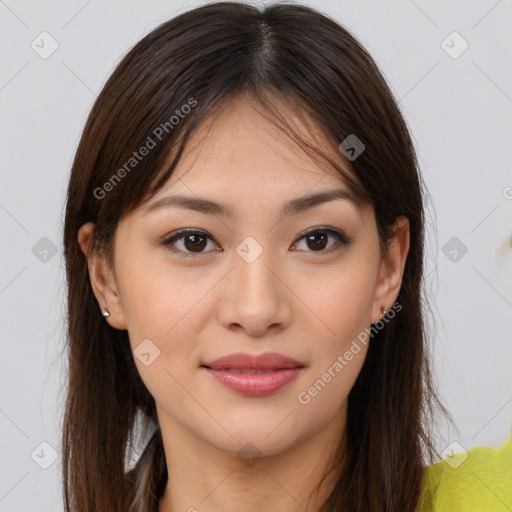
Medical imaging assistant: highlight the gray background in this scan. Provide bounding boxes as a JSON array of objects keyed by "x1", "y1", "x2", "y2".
[{"x1": 1, "y1": 0, "x2": 512, "y2": 510}]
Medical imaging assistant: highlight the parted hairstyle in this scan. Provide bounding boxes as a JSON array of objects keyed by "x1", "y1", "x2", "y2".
[{"x1": 61, "y1": 2, "x2": 451, "y2": 511}]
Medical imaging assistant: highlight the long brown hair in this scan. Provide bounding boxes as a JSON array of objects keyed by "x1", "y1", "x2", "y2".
[{"x1": 61, "y1": 2, "x2": 451, "y2": 510}]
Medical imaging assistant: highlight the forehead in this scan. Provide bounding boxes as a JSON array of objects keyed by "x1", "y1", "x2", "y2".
[{"x1": 160, "y1": 93, "x2": 357, "y2": 196}]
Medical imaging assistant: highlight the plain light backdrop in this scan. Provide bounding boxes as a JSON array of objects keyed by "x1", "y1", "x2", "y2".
[{"x1": 1, "y1": 0, "x2": 511, "y2": 510}]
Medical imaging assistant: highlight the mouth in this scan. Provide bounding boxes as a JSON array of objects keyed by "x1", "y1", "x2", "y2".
[
  {"x1": 200, "y1": 352, "x2": 305, "y2": 396},
  {"x1": 201, "y1": 351, "x2": 304, "y2": 371},
  {"x1": 200, "y1": 366, "x2": 302, "y2": 373}
]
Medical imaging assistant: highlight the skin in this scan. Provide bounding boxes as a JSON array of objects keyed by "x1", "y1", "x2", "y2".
[{"x1": 78, "y1": 92, "x2": 409, "y2": 512}]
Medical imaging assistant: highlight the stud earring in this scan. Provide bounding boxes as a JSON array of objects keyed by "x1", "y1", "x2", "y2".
[
  {"x1": 102, "y1": 308, "x2": 110, "y2": 318},
  {"x1": 380, "y1": 306, "x2": 387, "y2": 320}
]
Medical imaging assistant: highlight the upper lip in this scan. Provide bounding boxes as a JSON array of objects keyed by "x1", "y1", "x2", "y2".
[{"x1": 202, "y1": 352, "x2": 304, "y2": 371}]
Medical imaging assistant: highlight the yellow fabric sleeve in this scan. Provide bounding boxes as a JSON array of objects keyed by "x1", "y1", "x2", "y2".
[{"x1": 416, "y1": 434, "x2": 512, "y2": 511}]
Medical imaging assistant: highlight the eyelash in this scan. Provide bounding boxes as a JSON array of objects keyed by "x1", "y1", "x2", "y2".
[{"x1": 160, "y1": 226, "x2": 353, "y2": 259}]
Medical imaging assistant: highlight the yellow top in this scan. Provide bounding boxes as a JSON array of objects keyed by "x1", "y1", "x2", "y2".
[{"x1": 416, "y1": 435, "x2": 512, "y2": 511}]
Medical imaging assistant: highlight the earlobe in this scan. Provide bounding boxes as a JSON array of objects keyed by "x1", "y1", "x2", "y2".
[
  {"x1": 77, "y1": 222, "x2": 127, "y2": 330},
  {"x1": 372, "y1": 216, "x2": 410, "y2": 324}
]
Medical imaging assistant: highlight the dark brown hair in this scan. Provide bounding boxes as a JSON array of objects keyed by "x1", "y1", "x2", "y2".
[{"x1": 61, "y1": 2, "x2": 451, "y2": 511}]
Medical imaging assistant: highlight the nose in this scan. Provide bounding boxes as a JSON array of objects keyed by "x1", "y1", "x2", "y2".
[{"x1": 216, "y1": 244, "x2": 292, "y2": 337}]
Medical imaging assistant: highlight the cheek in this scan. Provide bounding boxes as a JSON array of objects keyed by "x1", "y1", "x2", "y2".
[
  {"x1": 115, "y1": 240, "x2": 209, "y2": 340},
  {"x1": 293, "y1": 337, "x2": 368, "y2": 449},
  {"x1": 296, "y1": 315, "x2": 370, "y2": 422},
  {"x1": 299, "y1": 260, "x2": 377, "y2": 340},
  {"x1": 117, "y1": 260, "x2": 223, "y2": 383},
  {"x1": 296, "y1": 259, "x2": 376, "y2": 399}
]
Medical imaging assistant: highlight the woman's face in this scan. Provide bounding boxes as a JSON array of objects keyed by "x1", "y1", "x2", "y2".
[{"x1": 80, "y1": 94, "x2": 409, "y2": 459}]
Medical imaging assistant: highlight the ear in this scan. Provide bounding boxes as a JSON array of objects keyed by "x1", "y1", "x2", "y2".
[
  {"x1": 77, "y1": 222, "x2": 127, "y2": 330},
  {"x1": 371, "y1": 216, "x2": 410, "y2": 324}
]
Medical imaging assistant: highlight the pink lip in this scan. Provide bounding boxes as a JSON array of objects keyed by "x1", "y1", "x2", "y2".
[
  {"x1": 201, "y1": 352, "x2": 304, "y2": 397},
  {"x1": 203, "y1": 352, "x2": 303, "y2": 371}
]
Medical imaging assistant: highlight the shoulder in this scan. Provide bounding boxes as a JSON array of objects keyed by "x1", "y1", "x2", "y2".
[{"x1": 416, "y1": 434, "x2": 512, "y2": 512}]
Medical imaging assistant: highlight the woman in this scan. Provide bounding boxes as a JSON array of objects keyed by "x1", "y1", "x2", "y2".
[{"x1": 61, "y1": 2, "x2": 511, "y2": 511}]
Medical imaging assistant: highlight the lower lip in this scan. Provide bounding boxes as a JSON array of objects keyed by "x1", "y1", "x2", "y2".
[{"x1": 202, "y1": 367, "x2": 303, "y2": 396}]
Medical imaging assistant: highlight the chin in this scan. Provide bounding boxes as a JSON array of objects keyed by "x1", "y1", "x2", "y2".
[{"x1": 203, "y1": 424, "x2": 301, "y2": 459}]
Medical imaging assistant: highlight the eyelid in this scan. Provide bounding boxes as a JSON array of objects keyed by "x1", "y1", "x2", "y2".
[
  {"x1": 160, "y1": 226, "x2": 353, "y2": 258},
  {"x1": 160, "y1": 228, "x2": 219, "y2": 259},
  {"x1": 296, "y1": 226, "x2": 353, "y2": 246}
]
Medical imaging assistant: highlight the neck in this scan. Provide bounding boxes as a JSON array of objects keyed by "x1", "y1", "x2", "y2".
[{"x1": 156, "y1": 406, "x2": 347, "y2": 512}]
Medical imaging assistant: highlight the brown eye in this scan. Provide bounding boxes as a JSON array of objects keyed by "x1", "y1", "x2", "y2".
[
  {"x1": 182, "y1": 233, "x2": 208, "y2": 252},
  {"x1": 305, "y1": 231, "x2": 328, "y2": 251},
  {"x1": 161, "y1": 229, "x2": 220, "y2": 258},
  {"x1": 161, "y1": 226, "x2": 353, "y2": 259},
  {"x1": 292, "y1": 227, "x2": 352, "y2": 254}
]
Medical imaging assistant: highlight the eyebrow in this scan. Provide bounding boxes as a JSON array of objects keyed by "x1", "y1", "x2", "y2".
[{"x1": 143, "y1": 188, "x2": 362, "y2": 218}]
